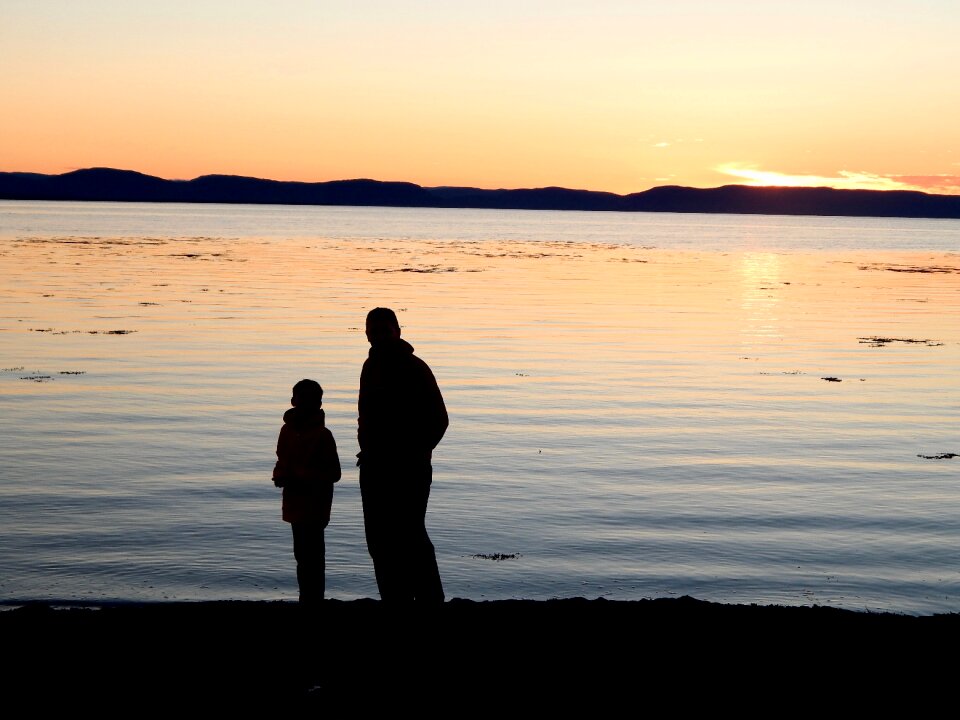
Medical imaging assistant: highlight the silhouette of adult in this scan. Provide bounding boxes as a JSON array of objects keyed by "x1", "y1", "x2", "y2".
[{"x1": 357, "y1": 307, "x2": 448, "y2": 602}]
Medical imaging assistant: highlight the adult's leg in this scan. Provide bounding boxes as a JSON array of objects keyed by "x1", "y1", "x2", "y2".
[
  {"x1": 360, "y1": 467, "x2": 412, "y2": 601},
  {"x1": 406, "y1": 467, "x2": 444, "y2": 602}
]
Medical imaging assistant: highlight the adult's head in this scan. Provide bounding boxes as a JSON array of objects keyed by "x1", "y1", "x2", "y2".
[
  {"x1": 365, "y1": 307, "x2": 401, "y2": 346},
  {"x1": 291, "y1": 378, "x2": 323, "y2": 409}
]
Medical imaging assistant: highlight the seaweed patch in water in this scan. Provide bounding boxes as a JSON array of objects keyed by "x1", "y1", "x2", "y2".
[
  {"x1": 858, "y1": 263, "x2": 960, "y2": 274},
  {"x1": 858, "y1": 336, "x2": 943, "y2": 347},
  {"x1": 20, "y1": 375, "x2": 53, "y2": 382},
  {"x1": 17, "y1": 236, "x2": 169, "y2": 247},
  {"x1": 917, "y1": 453, "x2": 958, "y2": 460},
  {"x1": 472, "y1": 553, "x2": 521, "y2": 561},
  {"x1": 821, "y1": 377, "x2": 842, "y2": 382},
  {"x1": 363, "y1": 265, "x2": 481, "y2": 273},
  {"x1": 59, "y1": 371, "x2": 86, "y2": 375}
]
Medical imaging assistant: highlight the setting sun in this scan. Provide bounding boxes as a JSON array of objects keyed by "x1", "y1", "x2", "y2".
[{"x1": 712, "y1": 164, "x2": 948, "y2": 193}]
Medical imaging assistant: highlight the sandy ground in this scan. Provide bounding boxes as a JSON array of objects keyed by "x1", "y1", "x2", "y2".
[{"x1": 4, "y1": 596, "x2": 958, "y2": 713}]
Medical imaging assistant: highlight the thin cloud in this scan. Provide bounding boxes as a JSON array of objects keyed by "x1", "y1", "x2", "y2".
[
  {"x1": 715, "y1": 164, "x2": 960, "y2": 195},
  {"x1": 886, "y1": 174, "x2": 960, "y2": 195},
  {"x1": 652, "y1": 138, "x2": 700, "y2": 148}
]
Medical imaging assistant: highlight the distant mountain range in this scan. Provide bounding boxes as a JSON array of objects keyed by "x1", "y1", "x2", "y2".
[{"x1": 2, "y1": 167, "x2": 960, "y2": 219}]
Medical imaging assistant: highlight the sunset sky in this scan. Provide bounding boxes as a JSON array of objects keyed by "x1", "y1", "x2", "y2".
[{"x1": 2, "y1": 1, "x2": 959, "y2": 194}]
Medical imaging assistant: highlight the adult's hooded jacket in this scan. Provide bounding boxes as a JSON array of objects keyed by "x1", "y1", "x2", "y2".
[{"x1": 358, "y1": 338, "x2": 448, "y2": 465}]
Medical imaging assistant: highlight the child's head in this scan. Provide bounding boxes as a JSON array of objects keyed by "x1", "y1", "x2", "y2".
[{"x1": 291, "y1": 379, "x2": 323, "y2": 410}]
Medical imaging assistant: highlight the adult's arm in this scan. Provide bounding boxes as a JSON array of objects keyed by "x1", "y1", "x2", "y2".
[{"x1": 419, "y1": 359, "x2": 449, "y2": 451}]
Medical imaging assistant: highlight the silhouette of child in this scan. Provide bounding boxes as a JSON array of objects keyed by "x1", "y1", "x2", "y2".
[{"x1": 272, "y1": 379, "x2": 341, "y2": 604}]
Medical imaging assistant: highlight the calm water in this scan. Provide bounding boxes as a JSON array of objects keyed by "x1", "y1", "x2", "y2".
[{"x1": 1, "y1": 201, "x2": 958, "y2": 614}]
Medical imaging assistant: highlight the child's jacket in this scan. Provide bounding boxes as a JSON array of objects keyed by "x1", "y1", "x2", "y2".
[{"x1": 273, "y1": 407, "x2": 341, "y2": 524}]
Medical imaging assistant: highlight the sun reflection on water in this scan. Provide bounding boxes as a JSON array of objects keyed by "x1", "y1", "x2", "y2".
[{"x1": 739, "y1": 251, "x2": 783, "y2": 343}]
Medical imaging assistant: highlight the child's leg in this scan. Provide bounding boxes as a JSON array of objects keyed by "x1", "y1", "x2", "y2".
[{"x1": 291, "y1": 520, "x2": 325, "y2": 603}]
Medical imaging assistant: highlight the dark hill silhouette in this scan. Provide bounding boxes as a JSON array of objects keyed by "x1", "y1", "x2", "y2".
[
  {"x1": 428, "y1": 185, "x2": 623, "y2": 211},
  {"x1": 0, "y1": 168, "x2": 434, "y2": 207},
  {"x1": 619, "y1": 184, "x2": 960, "y2": 218},
  {"x1": 185, "y1": 174, "x2": 433, "y2": 206},
  {"x1": 2, "y1": 167, "x2": 959, "y2": 219}
]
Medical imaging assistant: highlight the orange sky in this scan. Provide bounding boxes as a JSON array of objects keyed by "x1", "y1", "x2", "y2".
[{"x1": 2, "y1": 1, "x2": 958, "y2": 194}]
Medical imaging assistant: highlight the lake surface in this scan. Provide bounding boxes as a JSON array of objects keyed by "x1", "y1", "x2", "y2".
[{"x1": 1, "y1": 201, "x2": 958, "y2": 614}]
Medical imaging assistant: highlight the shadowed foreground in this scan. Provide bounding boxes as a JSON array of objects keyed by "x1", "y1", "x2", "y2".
[{"x1": 4, "y1": 597, "x2": 958, "y2": 712}]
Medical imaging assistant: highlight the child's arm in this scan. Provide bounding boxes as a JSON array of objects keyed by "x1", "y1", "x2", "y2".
[
  {"x1": 272, "y1": 426, "x2": 290, "y2": 487},
  {"x1": 323, "y1": 430, "x2": 342, "y2": 484}
]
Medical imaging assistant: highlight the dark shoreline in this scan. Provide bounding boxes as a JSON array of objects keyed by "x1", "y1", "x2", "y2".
[
  {"x1": 5, "y1": 596, "x2": 958, "y2": 711},
  {"x1": 4, "y1": 167, "x2": 960, "y2": 219}
]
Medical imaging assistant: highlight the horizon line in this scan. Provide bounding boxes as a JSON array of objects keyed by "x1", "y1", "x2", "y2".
[{"x1": 2, "y1": 165, "x2": 955, "y2": 199}]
